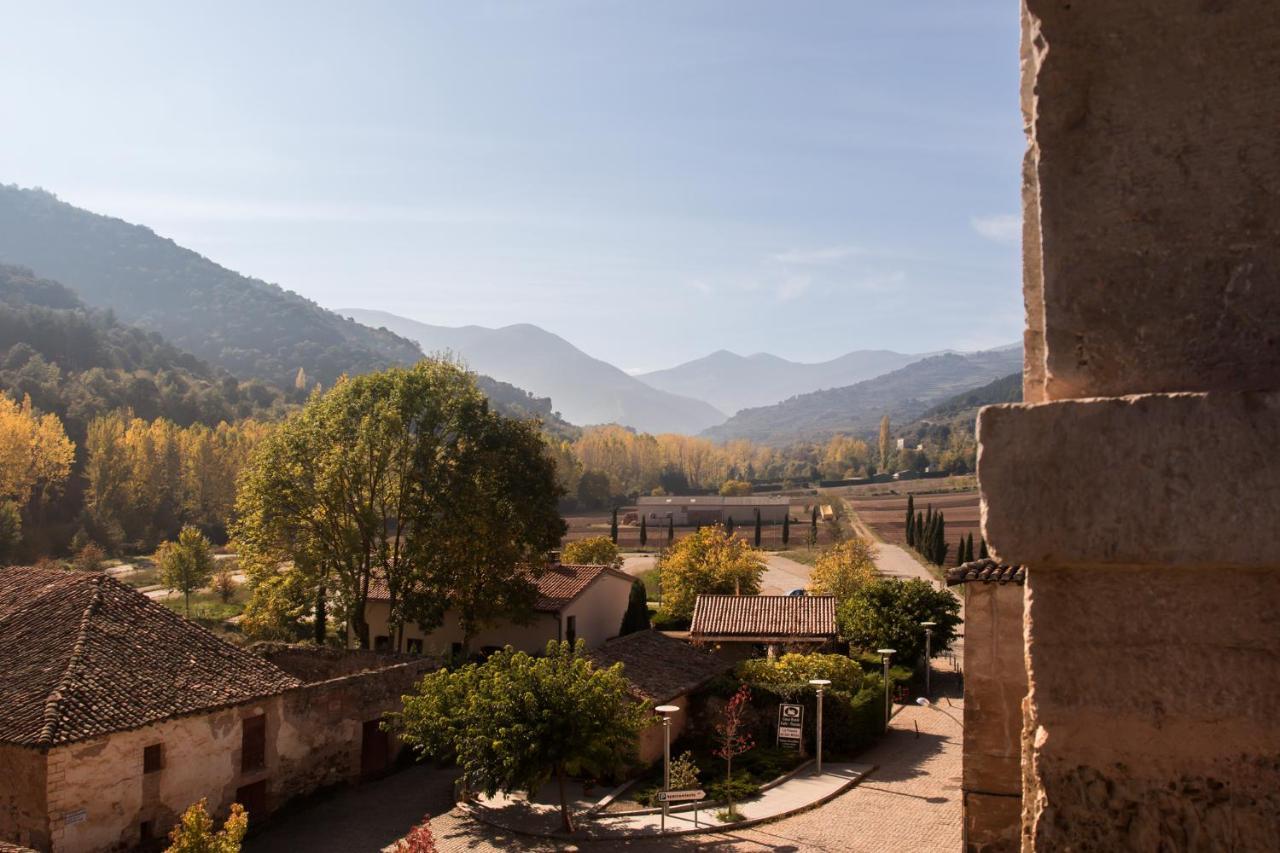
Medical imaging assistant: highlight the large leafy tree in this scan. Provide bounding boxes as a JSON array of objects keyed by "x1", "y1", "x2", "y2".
[
  {"x1": 396, "y1": 640, "x2": 648, "y2": 833},
  {"x1": 157, "y1": 526, "x2": 216, "y2": 617},
  {"x1": 561, "y1": 535, "x2": 621, "y2": 567},
  {"x1": 809, "y1": 537, "x2": 878, "y2": 602},
  {"x1": 837, "y1": 578, "x2": 961, "y2": 664},
  {"x1": 656, "y1": 525, "x2": 764, "y2": 621},
  {"x1": 233, "y1": 359, "x2": 564, "y2": 650}
]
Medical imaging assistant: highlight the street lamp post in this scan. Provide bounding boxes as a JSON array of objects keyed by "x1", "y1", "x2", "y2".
[
  {"x1": 808, "y1": 679, "x2": 831, "y2": 775},
  {"x1": 877, "y1": 648, "x2": 896, "y2": 727},
  {"x1": 655, "y1": 704, "x2": 680, "y2": 833},
  {"x1": 921, "y1": 621, "x2": 937, "y2": 699}
]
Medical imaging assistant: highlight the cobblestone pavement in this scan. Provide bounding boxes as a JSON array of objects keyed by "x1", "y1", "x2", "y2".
[{"x1": 247, "y1": 671, "x2": 962, "y2": 853}]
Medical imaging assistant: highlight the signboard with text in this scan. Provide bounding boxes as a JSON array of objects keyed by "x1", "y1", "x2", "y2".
[
  {"x1": 777, "y1": 702, "x2": 804, "y2": 748},
  {"x1": 658, "y1": 789, "x2": 706, "y2": 803}
]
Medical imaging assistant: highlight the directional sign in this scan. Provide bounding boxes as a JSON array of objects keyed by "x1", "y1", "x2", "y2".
[
  {"x1": 657, "y1": 789, "x2": 706, "y2": 803},
  {"x1": 777, "y1": 703, "x2": 804, "y2": 746}
]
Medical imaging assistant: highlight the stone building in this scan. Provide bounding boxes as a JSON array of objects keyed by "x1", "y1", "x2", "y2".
[
  {"x1": 360, "y1": 562, "x2": 634, "y2": 656},
  {"x1": 589, "y1": 630, "x2": 731, "y2": 764},
  {"x1": 976, "y1": 2, "x2": 1280, "y2": 849},
  {"x1": 946, "y1": 560, "x2": 1027, "y2": 853},
  {"x1": 0, "y1": 567, "x2": 433, "y2": 853}
]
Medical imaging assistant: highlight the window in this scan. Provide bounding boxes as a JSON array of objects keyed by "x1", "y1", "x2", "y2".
[
  {"x1": 566, "y1": 615, "x2": 577, "y2": 646},
  {"x1": 241, "y1": 715, "x2": 266, "y2": 773},
  {"x1": 374, "y1": 635, "x2": 391, "y2": 651},
  {"x1": 235, "y1": 779, "x2": 268, "y2": 817},
  {"x1": 405, "y1": 638, "x2": 423, "y2": 655},
  {"x1": 139, "y1": 821, "x2": 154, "y2": 842},
  {"x1": 143, "y1": 743, "x2": 163, "y2": 774},
  {"x1": 450, "y1": 642, "x2": 463, "y2": 661}
]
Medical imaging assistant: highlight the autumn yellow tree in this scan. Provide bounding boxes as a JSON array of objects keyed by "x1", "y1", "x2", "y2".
[
  {"x1": 656, "y1": 525, "x2": 764, "y2": 621},
  {"x1": 809, "y1": 536, "x2": 878, "y2": 602},
  {"x1": 0, "y1": 394, "x2": 75, "y2": 505}
]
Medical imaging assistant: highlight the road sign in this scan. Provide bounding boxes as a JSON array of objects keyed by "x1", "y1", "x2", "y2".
[
  {"x1": 777, "y1": 702, "x2": 804, "y2": 746},
  {"x1": 657, "y1": 789, "x2": 706, "y2": 803}
]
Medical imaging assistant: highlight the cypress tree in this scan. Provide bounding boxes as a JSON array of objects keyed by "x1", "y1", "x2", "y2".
[
  {"x1": 956, "y1": 532, "x2": 967, "y2": 566},
  {"x1": 619, "y1": 578, "x2": 651, "y2": 635},
  {"x1": 936, "y1": 512, "x2": 947, "y2": 565},
  {"x1": 979, "y1": 537, "x2": 989, "y2": 559},
  {"x1": 753, "y1": 508, "x2": 762, "y2": 548},
  {"x1": 668, "y1": 515, "x2": 675, "y2": 544},
  {"x1": 916, "y1": 511, "x2": 925, "y2": 553},
  {"x1": 811, "y1": 507, "x2": 819, "y2": 542},
  {"x1": 966, "y1": 532, "x2": 975, "y2": 564},
  {"x1": 782, "y1": 513, "x2": 790, "y2": 546},
  {"x1": 905, "y1": 494, "x2": 916, "y2": 547},
  {"x1": 726, "y1": 516, "x2": 735, "y2": 536},
  {"x1": 610, "y1": 507, "x2": 618, "y2": 544},
  {"x1": 639, "y1": 515, "x2": 648, "y2": 547}
]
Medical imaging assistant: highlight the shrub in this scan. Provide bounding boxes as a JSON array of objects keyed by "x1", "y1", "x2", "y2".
[
  {"x1": 838, "y1": 578, "x2": 961, "y2": 665},
  {"x1": 707, "y1": 771, "x2": 760, "y2": 804}
]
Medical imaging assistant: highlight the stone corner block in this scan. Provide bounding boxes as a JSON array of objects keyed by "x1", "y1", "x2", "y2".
[{"x1": 977, "y1": 391, "x2": 1280, "y2": 569}]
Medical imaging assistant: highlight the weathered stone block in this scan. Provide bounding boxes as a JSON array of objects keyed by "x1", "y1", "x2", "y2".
[
  {"x1": 978, "y1": 391, "x2": 1280, "y2": 569},
  {"x1": 1021, "y1": 0, "x2": 1280, "y2": 401}
]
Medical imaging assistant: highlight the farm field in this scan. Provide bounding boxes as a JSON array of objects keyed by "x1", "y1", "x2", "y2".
[
  {"x1": 561, "y1": 495, "x2": 840, "y2": 551},
  {"x1": 846, "y1": 488, "x2": 981, "y2": 562}
]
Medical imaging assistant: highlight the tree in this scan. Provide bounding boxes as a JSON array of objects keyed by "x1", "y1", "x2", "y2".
[
  {"x1": 781, "y1": 513, "x2": 790, "y2": 547},
  {"x1": 655, "y1": 525, "x2": 764, "y2": 620},
  {"x1": 294, "y1": 367, "x2": 308, "y2": 392},
  {"x1": 561, "y1": 536, "x2": 621, "y2": 567},
  {"x1": 213, "y1": 563, "x2": 237, "y2": 603},
  {"x1": 619, "y1": 578, "x2": 651, "y2": 635},
  {"x1": 158, "y1": 526, "x2": 216, "y2": 617},
  {"x1": 576, "y1": 471, "x2": 611, "y2": 510},
  {"x1": 165, "y1": 799, "x2": 247, "y2": 853},
  {"x1": 73, "y1": 541, "x2": 105, "y2": 573},
  {"x1": 610, "y1": 507, "x2": 619, "y2": 544},
  {"x1": 393, "y1": 819, "x2": 437, "y2": 853},
  {"x1": 234, "y1": 361, "x2": 564, "y2": 652},
  {"x1": 0, "y1": 394, "x2": 74, "y2": 516},
  {"x1": 978, "y1": 537, "x2": 989, "y2": 559},
  {"x1": 714, "y1": 684, "x2": 755, "y2": 821},
  {"x1": 396, "y1": 641, "x2": 648, "y2": 833},
  {"x1": 904, "y1": 494, "x2": 915, "y2": 547},
  {"x1": 667, "y1": 515, "x2": 674, "y2": 544},
  {"x1": 725, "y1": 516, "x2": 735, "y2": 537},
  {"x1": 639, "y1": 515, "x2": 648, "y2": 547},
  {"x1": 669, "y1": 751, "x2": 700, "y2": 792},
  {"x1": 837, "y1": 578, "x2": 961, "y2": 664},
  {"x1": 719, "y1": 479, "x2": 752, "y2": 497},
  {"x1": 753, "y1": 509, "x2": 762, "y2": 548},
  {"x1": 809, "y1": 537, "x2": 878, "y2": 601},
  {"x1": 877, "y1": 415, "x2": 892, "y2": 473},
  {"x1": 0, "y1": 501, "x2": 20, "y2": 563}
]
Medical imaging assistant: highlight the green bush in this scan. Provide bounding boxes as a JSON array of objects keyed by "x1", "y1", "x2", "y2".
[
  {"x1": 738, "y1": 652, "x2": 875, "y2": 696},
  {"x1": 706, "y1": 771, "x2": 760, "y2": 804}
]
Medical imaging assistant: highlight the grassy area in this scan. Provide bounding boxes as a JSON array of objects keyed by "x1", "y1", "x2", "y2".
[
  {"x1": 774, "y1": 549, "x2": 818, "y2": 566},
  {"x1": 160, "y1": 586, "x2": 247, "y2": 626},
  {"x1": 118, "y1": 565, "x2": 162, "y2": 588},
  {"x1": 635, "y1": 566, "x2": 660, "y2": 599}
]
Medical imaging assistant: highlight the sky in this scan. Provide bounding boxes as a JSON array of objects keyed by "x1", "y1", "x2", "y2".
[{"x1": 0, "y1": 1, "x2": 1024, "y2": 374}]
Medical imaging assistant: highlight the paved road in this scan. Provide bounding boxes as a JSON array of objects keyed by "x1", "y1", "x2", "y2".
[{"x1": 872, "y1": 542, "x2": 939, "y2": 585}]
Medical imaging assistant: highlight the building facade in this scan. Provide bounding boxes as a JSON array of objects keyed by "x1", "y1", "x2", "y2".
[{"x1": 634, "y1": 496, "x2": 791, "y2": 527}]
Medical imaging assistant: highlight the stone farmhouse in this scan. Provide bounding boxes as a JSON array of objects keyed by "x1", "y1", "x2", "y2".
[
  {"x1": 689, "y1": 594, "x2": 836, "y2": 660},
  {"x1": 589, "y1": 630, "x2": 731, "y2": 764},
  {"x1": 946, "y1": 559, "x2": 1027, "y2": 853},
  {"x1": 634, "y1": 495, "x2": 790, "y2": 527},
  {"x1": 0, "y1": 567, "x2": 433, "y2": 853},
  {"x1": 360, "y1": 562, "x2": 634, "y2": 657}
]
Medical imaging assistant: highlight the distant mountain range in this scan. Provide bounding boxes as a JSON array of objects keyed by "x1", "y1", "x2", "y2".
[
  {"x1": 340, "y1": 309, "x2": 727, "y2": 434},
  {"x1": 895, "y1": 371, "x2": 1023, "y2": 448},
  {"x1": 637, "y1": 348, "x2": 924, "y2": 416},
  {"x1": 702, "y1": 346, "x2": 1023, "y2": 444}
]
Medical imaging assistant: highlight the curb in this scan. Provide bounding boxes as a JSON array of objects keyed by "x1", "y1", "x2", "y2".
[
  {"x1": 600, "y1": 757, "x2": 815, "y2": 818},
  {"x1": 461, "y1": 763, "x2": 875, "y2": 842}
]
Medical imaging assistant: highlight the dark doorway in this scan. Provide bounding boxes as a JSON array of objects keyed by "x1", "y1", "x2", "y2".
[
  {"x1": 360, "y1": 719, "x2": 390, "y2": 781},
  {"x1": 235, "y1": 779, "x2": 269, "y2": 822}
]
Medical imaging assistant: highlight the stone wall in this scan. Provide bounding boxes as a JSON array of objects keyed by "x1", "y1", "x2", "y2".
[
  {"x1": 0, "y1": 745, "x2": 47, "y2": 851},
  {"x1": 959, "y1": 582, "x2": 1026, "y2": 853},
  {"x1": 980, "y1": 1, "x2": 1280, "y2": 849}
]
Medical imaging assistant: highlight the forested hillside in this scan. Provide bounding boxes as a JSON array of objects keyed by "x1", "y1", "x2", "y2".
[
  {"x1": 702, "y1": 347, "x2": 1022, "y2": 444},
  {"x1": 0, "y1": 185, "x2": 423, "y2": 389},
  {"x1": 0, "y1": 264, "x2": 288, "y2": 439}
]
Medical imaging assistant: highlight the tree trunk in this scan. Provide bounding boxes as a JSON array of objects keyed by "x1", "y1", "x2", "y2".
[
  {"x1": 556, "y1": 764, "x2": 574, "y2": 833},
  {"x1": 313, "y1": 585, "x2": 326, "y2": 645},
  {"x1": 184, "y1": 590, "x2": 191, "y2": 618},
  {"x1": 726, "y1": 756, "x2": 734, "y2": 817}
]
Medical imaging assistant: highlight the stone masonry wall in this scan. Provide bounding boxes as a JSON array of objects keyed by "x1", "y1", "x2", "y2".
[
  {"x1": 981, "y1": 2, "x2": 1280, "y2": 850},
  {"x1": 0, "y1": 744, "x2": 47, "y2": 851},
  {"x1": 960, "y1": 583, "x2": 1026, "y2": 853}
]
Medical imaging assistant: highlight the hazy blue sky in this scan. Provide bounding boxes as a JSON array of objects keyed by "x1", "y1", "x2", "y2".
[{"x1": 1, "y1": 1, "x2": 1023, "y2": 372}]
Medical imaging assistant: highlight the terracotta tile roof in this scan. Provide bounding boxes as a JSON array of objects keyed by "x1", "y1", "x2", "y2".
[
  {"x1": 590, "y1": 630, "x2": 731, "y2": 704},
  {"x1": 946, "y1": 558, "x2": 1027, "y2": 586},
  {"x1": 0, "y1": 566, "x2": 301, "y2": 748},
  {"x1": 368, "y1": 563, "x2": 630, "y2": 613},
  {"x1": 690, "y1": 594, "x2": 837, "y2": 640}
]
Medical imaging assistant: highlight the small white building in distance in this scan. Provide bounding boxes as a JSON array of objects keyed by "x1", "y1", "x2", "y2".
[
  {"x1": 361, "y1": 563, "x2": 635, "y2": 658},
  {"x1": 635, "y1": 495, "x2": 791, "y2": 527}
]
